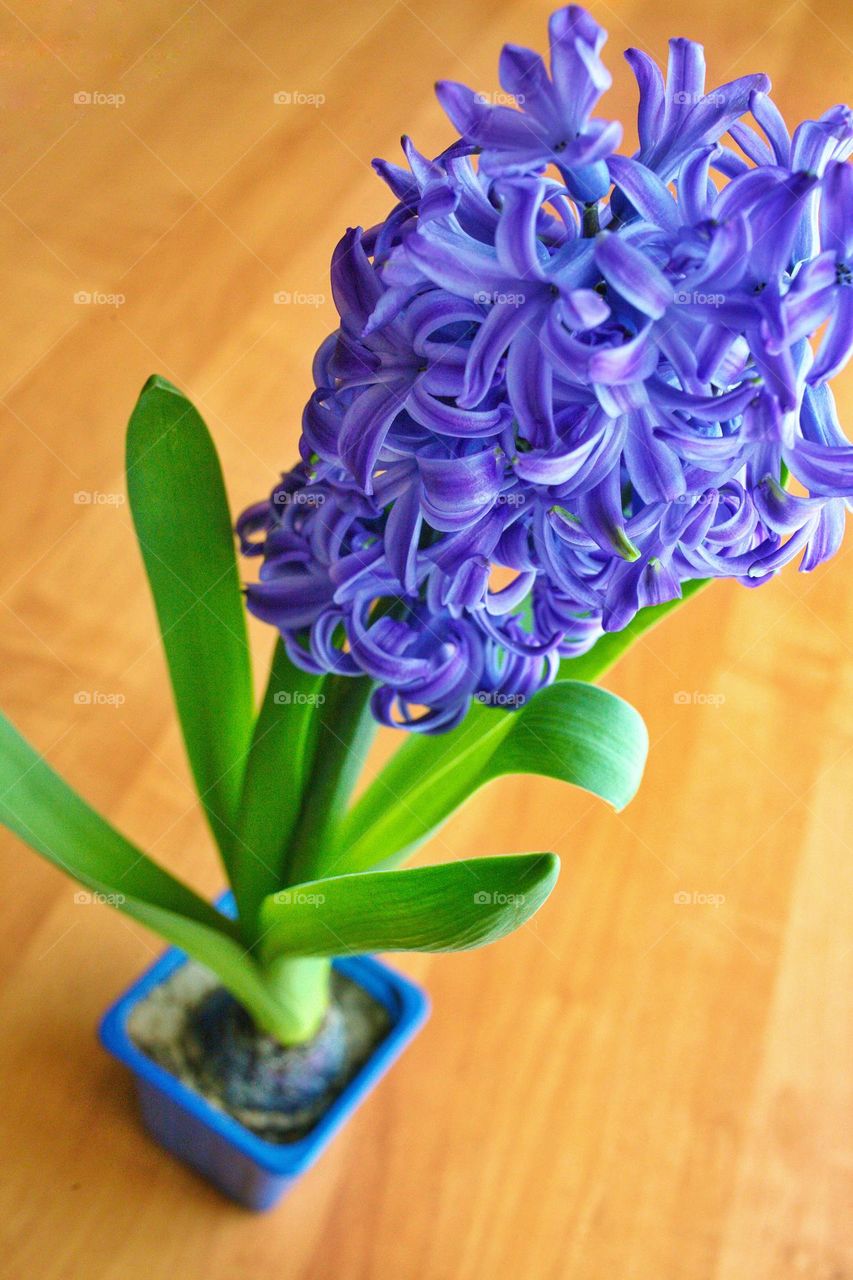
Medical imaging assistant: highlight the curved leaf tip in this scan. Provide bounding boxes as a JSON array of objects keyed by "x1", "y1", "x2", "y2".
[{"x1": 258, "y1": 852, "x2": 561, "y2": 959}]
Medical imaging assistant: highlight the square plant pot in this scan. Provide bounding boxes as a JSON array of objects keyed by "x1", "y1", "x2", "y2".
[{"x1": 99, "y1": 930, "x2": 429, "y2": 1211}]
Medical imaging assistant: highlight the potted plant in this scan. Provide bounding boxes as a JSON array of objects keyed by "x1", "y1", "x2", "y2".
[{"x1": 1, "y1": 4, "x2": 850, "y2": 1211}]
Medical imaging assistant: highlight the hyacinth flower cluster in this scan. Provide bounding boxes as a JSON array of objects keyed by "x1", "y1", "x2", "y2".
[{"x1": 241, "y1": 6, "x2": 853, "y2": 733}]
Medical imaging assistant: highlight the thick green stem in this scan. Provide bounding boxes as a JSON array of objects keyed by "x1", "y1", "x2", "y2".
[
  {"x1": 227, "y1": 675, "x2": 376, "y2": 1043},
  {"x1": 284, "y1": 674, "x2": 378, "y2": 885},
  {"x1": 230, "y1": 640, "x2": 326, "y2": 944},
  {"x1": 259, "y1": 955, "x2": 333, "y2": 1045}
]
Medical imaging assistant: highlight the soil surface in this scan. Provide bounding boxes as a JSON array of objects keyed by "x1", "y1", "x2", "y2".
[{"x1": 127, "y1": 962, "x2": 391, "y2": 1143}]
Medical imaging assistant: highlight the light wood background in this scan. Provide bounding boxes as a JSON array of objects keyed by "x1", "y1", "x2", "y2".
[{"x1": 1, "y1": 2, "x2": 851, "y2": 1277}]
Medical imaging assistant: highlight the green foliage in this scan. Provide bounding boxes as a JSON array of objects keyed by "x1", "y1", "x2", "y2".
[
  {"x1": 0, "y1": 712, "x2": 235, "y2": 937},
  {"x1": 330, "y1": 682, "x2": 647, "y2": 876},
  {"x1": 259, "y1": 855, "x2": 560, "y2": 958},
  {"x1": 0, "y1": 378, "x2": 699, "y2": 1045},
  {"x1": 231, "y1": 639, "x2": 326, "y2": 935},
  {"x1": 126, "y1": 377, "x2": 254, "y2": 875}
]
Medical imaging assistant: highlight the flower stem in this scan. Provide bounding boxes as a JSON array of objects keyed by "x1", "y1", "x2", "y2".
[
  {"x1": 244, "y1": 671, "x2": 378, "y2": 1044},
  {"x1": 283, "y1": 673, "x2": 377, "y2": 886},
  {"x1": 260, "y1": 954, "x2": 333, "y2": 1045}
]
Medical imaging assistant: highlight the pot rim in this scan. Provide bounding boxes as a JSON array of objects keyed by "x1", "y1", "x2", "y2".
[{"x1": 99, "y1": 938, "x2": 429, "y2": 1177}]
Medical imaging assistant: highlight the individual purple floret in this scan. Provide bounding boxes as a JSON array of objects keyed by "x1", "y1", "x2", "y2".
[
  {"x1": 437, "y1": 7, "x2": 620, "y2": 202},
  {"x1": 241, "y1": 7, "x2": 853, "y2": 733}
]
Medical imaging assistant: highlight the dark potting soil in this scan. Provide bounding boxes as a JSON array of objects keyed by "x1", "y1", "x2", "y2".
[{"x1": 127, "y1": 961, "x2": 391, "y2": 1143}]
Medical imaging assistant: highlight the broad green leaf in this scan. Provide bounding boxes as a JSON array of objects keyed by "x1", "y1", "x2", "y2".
[
  {"x1": 557, "y1": 579, "x2": 710, "y2": 683},
  {"x1": 0, "y1": 711, "x2": 235, "y2": 937},
  {"x1": 328, "y1": 582, "x2": 706, "y2": 877},
  {"x1": 259, "y1": 853, "x2": 560, "y2": 958},
  {"x1": 0, "y1": 711, "x2": 315, "y2": 1037},
  {"x1": 126, "y1": 376, "x2": 253, "y2": 872},
  {"x1": 328, "y1": 681, "x2": 647, "y2": 877},
  {"x1": 231, "y1": 639, "x2": 326, "y2": 929}
]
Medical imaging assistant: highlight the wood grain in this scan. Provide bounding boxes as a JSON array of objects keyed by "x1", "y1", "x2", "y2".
[{"x1": 1, "y1": 2, "x2": 851, "y2": 1277}]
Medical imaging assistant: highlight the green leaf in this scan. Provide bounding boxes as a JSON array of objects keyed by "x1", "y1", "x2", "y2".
[
  {"x1": 282, "y1": 672, "x2": 377, "y2": 887},
  {"x1": 120, "y1": 898, "x2": 319, "y2": 1041},
  {"x1": 493, "y1": 681, "x2": 647, "y2": 790},
  {"x1": 126, "y1": 377, "x2": 253, "y2": 872},
  {"x1": 557, "y1": 579, "x2": 710, "y2": 683},
  {"x1": 329, "y1": 681, "x2": 648, "y2": 876},
  {"x1": 0, "y1": 711, "x2": 235, "y2": 937},
  {"x1": 327, "y1": 583, "x2": 705, "y2": 877},
  {"x1": 259, "y1": 853, "x2": 560, "y2": 958},
  {"x1": 0, "y1": 711, "x2": 319, "y2": 1040},
  {"x1": 230, "y1": 639, "x2": 326, "y2": 930}
]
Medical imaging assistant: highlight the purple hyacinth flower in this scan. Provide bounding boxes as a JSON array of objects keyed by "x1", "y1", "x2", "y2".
[
  {"x1": 239, "y1": 6, "x2": 853, "y2": 733},
  {"x1": 623, "y1": 38, "x2": 770, "y2": 182},
  {"x1": 436, "y1": 7, "x2": 620, "y2": 202},
  {"x1": 403, "y1": 179, "x2": 608, "y2": 446},
  {"x1": 806, "y1": 161, "x2": 853, "y2": 385}
]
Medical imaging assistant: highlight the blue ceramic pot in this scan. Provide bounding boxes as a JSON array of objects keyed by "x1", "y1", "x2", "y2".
[{"x1": 99, "y1": 937, "x2": 429, "y2": 1211}]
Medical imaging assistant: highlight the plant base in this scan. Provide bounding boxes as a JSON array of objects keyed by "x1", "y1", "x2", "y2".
[
  {"x1": 129, "y1": 958, "x2": 388, "y2": 1140},
  {"x1": 99, "y1": 942, "x2": 429, "y2": 1210}
]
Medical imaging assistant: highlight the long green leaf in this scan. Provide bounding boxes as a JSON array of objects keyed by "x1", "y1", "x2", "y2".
[
  {"x1": 259, "y1": 853, "x2": 559, "y2": 958},
  {"x1": 126, "y1": 376, "x2": 253, "y2": 873},
  {"x1": 121, "y1": 898, "x2": 316, "y2": 1039},
  {"x1": 231, "y1": 639, "x2": 326, "y2": 930},
  {"x1": 328, "y1": 681, "x2": 647, "y2": 876},
  {"x1": 0, "y1": 711, "x2": 317, "y2": 1037},
  {"x1": 0, "y1": 712, "x2": 235, "y2": 936}
]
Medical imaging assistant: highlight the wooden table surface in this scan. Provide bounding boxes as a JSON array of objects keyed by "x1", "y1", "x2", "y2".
[{"x1": 1, "y1": 1, "x2": 851, "y2": 1276}]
